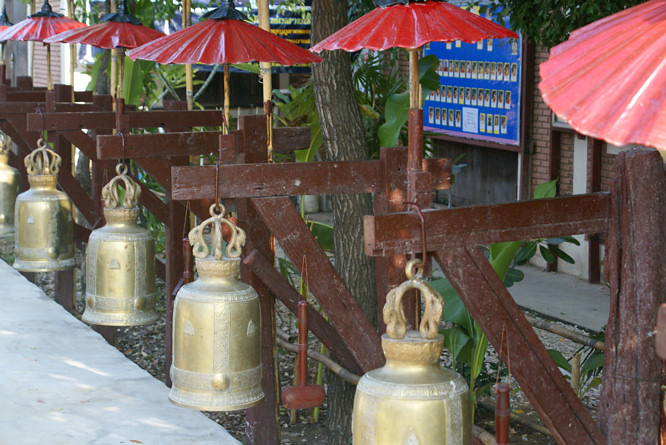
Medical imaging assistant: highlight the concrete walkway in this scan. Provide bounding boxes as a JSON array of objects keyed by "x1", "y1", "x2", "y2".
[
  {"x1": 509, "y1": 265, "x2": 610, "y2": 332},
  {"x1": 0, "y1": 261, "x2": 240, "y2": 445}
]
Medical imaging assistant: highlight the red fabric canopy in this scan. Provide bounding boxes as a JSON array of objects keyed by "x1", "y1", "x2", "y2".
[
  {"x1": 310, "y1": 0, "x2": 517, "y2": 52},
  {"x1": 127, "y1": 18, "x2": 323, "y2": 65},
  {"x1": 0, "y1": 16, "x2": 85, "y2": 42},
  {"x1": 45, "y1": 21, "x2": 165, "y2": 49},
  {"x1": 539, "y1": 0, "x2": 666, "y2": 150}
]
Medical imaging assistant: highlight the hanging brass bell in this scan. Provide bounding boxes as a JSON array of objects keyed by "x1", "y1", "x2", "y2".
[
  {"x1": 13, "y1": 138, "x2": 75, "y2": 272},
  {"x1": 0, "y1": 135, "x2": 20, "y2": 236},
  {"x1": 169, "y1": 202, "x2": 264, "y2": 411},
  {"x1": 82, "y1": 164, "x2": 158, "y2": 326},
  {"x1": 352, "y1": 259, "x2": 472, "y2": 445}
]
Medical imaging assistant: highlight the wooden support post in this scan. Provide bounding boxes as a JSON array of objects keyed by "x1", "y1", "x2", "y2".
[
  {"x1": 237, "y1": 115, "x2": 280, "y2": 445},
  {"x1": 598, "y1": 147, "x2": 666, "y2": 444},
  {"x1": 163, "y1": 101, "x2": 188, "y2": 387},
  {"x1": 587, "y1": 137, "x2": 603, "y2": 284},
  {"x1": 373, "y1": 147, "x2": 415, "y2": 332},
  {"x1": 54, "y1": 269, "x2": 75, "y2": 313}
]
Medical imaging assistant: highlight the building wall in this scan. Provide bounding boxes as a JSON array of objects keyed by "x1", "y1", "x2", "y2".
[{"x1": 32, "y1": 0, "x2": 63, "y2": 88}]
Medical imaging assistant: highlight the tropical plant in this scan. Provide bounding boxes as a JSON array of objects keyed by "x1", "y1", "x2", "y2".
[
  {"x1": 547, "y1": 331, "x2": 604, "y2": 398},
  {"x1": 431, "y1": 179, "x2": 580, "y2": 414}
]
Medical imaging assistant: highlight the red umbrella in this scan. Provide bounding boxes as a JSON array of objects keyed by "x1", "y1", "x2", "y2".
[
  {"x1": 45, "y1": 0, "x2": 165, "y2": 99},
  {"x1": 539, "y1": 0, "x2": 666, "y2": 151},
  {"x1": 127, "y1": 0, "x2": 322, "y2": 129},
  {"x1": 0, "y1": 0, "x2": 85, "y2": 89},
  {"x1": 311, "y1": 0, "x2": 517, "y2": 198}
]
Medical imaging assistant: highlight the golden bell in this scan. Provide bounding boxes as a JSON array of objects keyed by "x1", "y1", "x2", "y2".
[
  {"x1": 169, "y1": 202, "x2": 264, "y2": 411},
  {"x1": 0, "y1": 135, "x2": 20, "y2": 236},
  {"x1": 13, "y1": 138, "x2": 75, "y2": 272},
  {"x1": 82, "y1": 164, "x2": 158, "y2": 326},
  {"x1": 352, "y1": 260, "x2": 472, "y2": 445}
]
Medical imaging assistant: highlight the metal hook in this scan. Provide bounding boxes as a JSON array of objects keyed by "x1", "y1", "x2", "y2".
[
  {"x1": 214, "y1": 162, "x2": 221, "y2": 213},
  {"x1": 36, "y1": 108, "x2": 47, "y2": 143},
  {"x1": 405, "y1": 201, "x2": 428, "y2": 277},
  {"x1": 116, "y1": 131, "x2": 126, "y2": 164}
]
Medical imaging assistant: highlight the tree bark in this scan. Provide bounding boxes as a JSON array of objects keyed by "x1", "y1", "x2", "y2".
[{"x1": 312, "y1": 1, "x2": 377, "y2": 444}]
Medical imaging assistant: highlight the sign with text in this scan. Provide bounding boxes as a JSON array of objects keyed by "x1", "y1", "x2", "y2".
[{"x1": 423, "y1": 8, "x2": 522, "y2": 146}]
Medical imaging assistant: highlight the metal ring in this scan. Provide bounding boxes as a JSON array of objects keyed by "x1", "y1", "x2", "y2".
[{"x1": 405, "y1": 258, "x2": 424, "y2": 280}]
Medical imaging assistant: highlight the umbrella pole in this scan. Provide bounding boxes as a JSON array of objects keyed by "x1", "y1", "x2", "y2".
[
  {"x1": 117, "y1": 48, "x2": 124, "y2": 101},
  {"x1": 183, "y1": 0, "x2": 193, "y2": 110},
  {"x1": 68, "y1": 0, "x2": 75, "y2": 100},
  {"x1": 110, "y1": 49, "x2": 117, "y2": 100},
  {"x1": 258, "y1": 0, "x2": 273, "y2": 160},
  {"x1": 46, "y1": 43, "x2": 52, "y2": 91},
  {"x1": 407, "y1": 47, "x2": 425, "y2": 205},
  {"x1": 223, "y1": 62, "x2": 230, "y2": 134},
  {"x1": 409, "y1": 48, "x2": 419, "y2": 109}
]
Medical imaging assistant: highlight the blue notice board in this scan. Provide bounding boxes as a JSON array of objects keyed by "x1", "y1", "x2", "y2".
[{"x1": 423, "y1": 9, "x2": 522, "y2": 146}]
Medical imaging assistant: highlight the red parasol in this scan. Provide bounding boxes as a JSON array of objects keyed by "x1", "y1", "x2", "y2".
[
  {"x1": 127, "y1": 0, "x2": 322, "y2": 130},
  {"x1": 311, "y1": 0, "x2": 517, "y2": 201},
  {"x1": 539, "y1": 0, "x2": 666, "y2": 151},
  {"x1": 310, "y1": 0, "x2": 518, "y2": 53},
  {"x1": 0, "y1": 0, "x2": 85, "y2": 89},
  {"x1": 45, "y1": 0, "x2": 165, "y2": 99}
]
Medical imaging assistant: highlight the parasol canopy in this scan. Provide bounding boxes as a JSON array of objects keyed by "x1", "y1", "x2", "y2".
[
  {"x1": 126, "y1": 2, "x2": 323, "y2": 65},
  {"x1": 310, "y1": 0, "x2": 518, "y2": 53},
  {"x1": 44, "y1": 0, "x2": 164, "y2": 49},
  {"x1": 0, "y1": 0, "x2": 85, "y2": 43},
  {"x1": 539, "y1": 0, "x2": 666, "y2": 150}
]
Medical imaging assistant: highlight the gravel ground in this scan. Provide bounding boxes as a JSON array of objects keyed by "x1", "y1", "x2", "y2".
[{"x1": 1, "y1": 237, "x2": 602, "y2": 444}]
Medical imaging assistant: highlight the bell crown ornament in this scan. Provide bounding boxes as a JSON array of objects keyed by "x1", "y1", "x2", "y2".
[
  {"x1": 169, "y1": 202, "x2": 264, "y2": 411},
  {"x1": 352, "y1": 259, "x2": 472, "y2": 445},
  {"x1": 0, "y1": 134, "x2": 19, "y2": 236},
  {"x1": 83, "y1": 163, "x2": 158, "y2": 326},
  {"x1": 13, "y1": 138, "x2": 74, "y2": 271}
]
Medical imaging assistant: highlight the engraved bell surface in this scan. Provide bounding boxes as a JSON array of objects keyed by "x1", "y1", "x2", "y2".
[
  {"x1": 0, "y1": 135, "x2": 20, "y2": 236},
  {"x1": 169, "y1": 202, "x2": 264, "y2": 411},
  {"x1": 83, "y1": 164, "x2": 158, "y2": 326},
  {"x1": 352, "y1": 260, "x2": 472, "y2": 445},
  {"x1": 13, "y1": 138, "x2": 75, "y2": 272}
]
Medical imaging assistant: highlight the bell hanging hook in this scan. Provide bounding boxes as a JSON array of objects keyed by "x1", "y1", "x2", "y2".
[{"x1": 405, "y1": 201, "x2": 428, "y2": 278}]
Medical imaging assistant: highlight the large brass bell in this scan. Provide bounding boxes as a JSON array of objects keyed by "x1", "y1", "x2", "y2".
[
  {"x1": 0, "y1": 135, "x2": 20, "y2": 236},
  {"x1": 83, "y1": 164, "x2": 158, "y2": 326},
  {"x1": 14, "y1": 138, "x2": 74, "y2": 272},
  {"x1": 169, "y1": 202, "x2": 264, "y2": 411},
  {"x1": 352, "y1": 259, "x2": 472, "y2": 445}
]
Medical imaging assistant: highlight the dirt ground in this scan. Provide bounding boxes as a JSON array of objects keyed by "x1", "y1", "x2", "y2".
[{"x1": 1, "y1": 238, "x2": 599, "y2": 444}]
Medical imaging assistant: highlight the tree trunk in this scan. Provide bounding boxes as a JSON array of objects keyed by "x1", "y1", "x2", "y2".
[{"x1": 311, "y1": 1, "x2": 377, "y2": 444}]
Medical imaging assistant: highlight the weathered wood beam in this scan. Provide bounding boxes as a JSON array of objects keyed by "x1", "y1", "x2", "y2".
[
  {"x1": 243, "y1": 249, "x2": 362, "y2": 375},
  {"x1": 27, "y1": 111, "x2": 115, "y2": 131},
  {"x1": 96, "y1": 131, "x2": 237, "y2": 161},
  {"x1": 364, "y1": 193, "x2": 610, "y2": 256},
  {"x1": 251, "y1": 196, "x2": 383, "y2": 372},
  {"x1": 435, "y1": 246, "x2": 606, "y2": 445},
  {"x1": 172, "y1": 160, "x2": 383, "y2": 200},
  {"x1": 272, "y1": 126, "x2": 310, "y2": 152}
]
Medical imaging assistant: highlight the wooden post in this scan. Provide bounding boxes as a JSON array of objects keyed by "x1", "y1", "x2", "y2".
[
  {"x1": 598, "y1": 147, "x2": 666, "y2": 444},
  {"x1": 238, "y1": 115, "x2": 280, "y2": 444},
  {"x1": 163, "y1": 100, "x2": 188, "y2": 387}
]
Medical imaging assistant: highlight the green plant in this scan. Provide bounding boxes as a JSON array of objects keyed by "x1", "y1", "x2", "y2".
[
  {"x1": 548, "y1": 328, "x2": 605, "y2": 397},
  {"x1": 431, "y1": 179, "x2": 579, "y2": 414}
]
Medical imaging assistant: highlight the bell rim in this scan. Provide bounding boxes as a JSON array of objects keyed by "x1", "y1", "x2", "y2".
[
  {"x1": 81, "y1": 311, "x2": 160, "y2": 327},
  {"x1": 168, "y1": 390, "x2": 265, "y2": 412},
  {"x1": 12, "y1": 257, "x2": 76, "y2": 272}
]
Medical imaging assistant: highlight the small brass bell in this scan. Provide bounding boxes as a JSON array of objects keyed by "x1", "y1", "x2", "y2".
[
  {"x1": 83, "y1": 164, "x2": 158, "y2": 326},
  {"x1": 0, "y1": 135, "x2": 20, "y2": 236},
  {"x1": 14, "y1": 138, "x2": 75, "y2": 272},
  {"x1": 352, "y1": 259, "x2": 472, "y2": 445},
  {"x1": 169, "y1": 202, "x2": 264, "y2": 411}
]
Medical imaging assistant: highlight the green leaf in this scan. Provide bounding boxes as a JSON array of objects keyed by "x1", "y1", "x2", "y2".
[
  {"x1": 550, "y1": 245, "x2": 575, "y2": 264},
  {"x1": 533, "y1": 179, "x2": 558, "y2": 199},
  {"x1": 539, "y1": 244, "x2": 556, "y2": 263},
  {"x1": 231, "y1": 63, "x2": 261, "y2": 74},
  {"x1": 547, "y1": 349, "x2": 572, "y2": 373},
  {"x1": 513, "y1": 242, "x2": 537, "y2": 266},
  {"x1": 442, "y1": 326, "x2": 473, "y2": 362},
  {"x1": 122, "y1": 56, "x2": 146, "y2": 106},
  {"x1": 582, "y1": 377, "x2": 602, "y2": 394},
  {"x1": 418, "y1": 54, "x2": 440, "y2": 101},
  {"x1": 377, "y1": 91, "x2": 410, "y2": 147},
  {"x1": 503, "y1": 267, "x2": 525, "y2": 287},
  {"x1": 580, "y1": 352, "x2": 604, "y2": 377},
  {"x1": 560, "y1": 235, "x2": 581, "y2": 246},
  {"x1": 307, "y1": 220, "x2": 334, "y2": 252}
]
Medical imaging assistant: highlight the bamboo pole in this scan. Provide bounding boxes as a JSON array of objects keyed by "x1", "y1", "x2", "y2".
[
  {"x1": 117, "y1": 48, "x2": 125, "y2": 100},
  {"x1": 46, "y1": 43, "x2": 52, "y2": 90},
  {"x1": 183, "y1": 0, "x2": 193, "y2": 110},
  {"x1": 223, "y1": 63, "x2": 230, "y2": 134},
  {"x1": 257, "y1": 0, "x2": 272, "y2": 159},
  {"x1": 408, "y1": 48, "x2": 419, "y2": 109},
  {"x1": 68, "y1": 0, "x2": 75, "y2": 98},
  {"x1": 109, "y1": 0, "x2": 117, "y2": 100}
]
